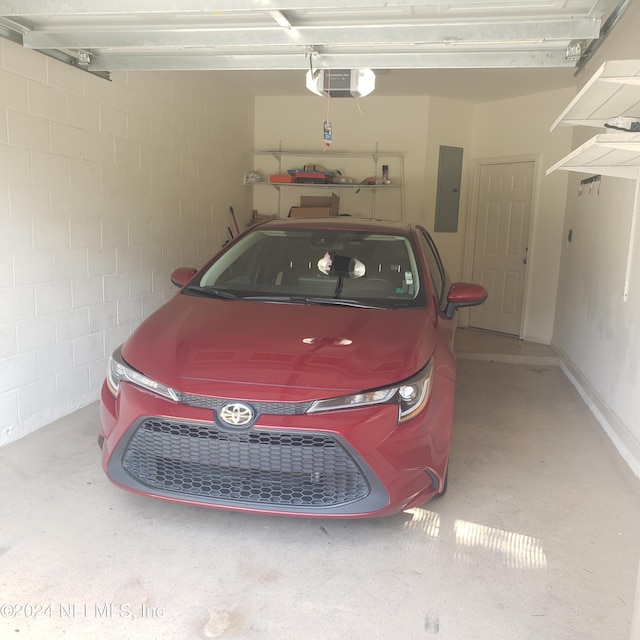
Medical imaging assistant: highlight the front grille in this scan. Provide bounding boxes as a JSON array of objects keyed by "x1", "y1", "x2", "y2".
[
  {"x1": 120, "y1": 419, "x2": 370, "y2": 508},
  {"x1": 177, "y1": 393, "x2": 312, "y2": 415}
]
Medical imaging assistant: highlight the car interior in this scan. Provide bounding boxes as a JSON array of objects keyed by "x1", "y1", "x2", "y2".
[{"x1": 203, "y1": 230, "x2": 422, "y2": 304}]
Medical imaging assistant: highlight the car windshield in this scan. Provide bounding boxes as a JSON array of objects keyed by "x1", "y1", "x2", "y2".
[{"x1": 192, "y1": 228, "x2": 425, "y2": 309}]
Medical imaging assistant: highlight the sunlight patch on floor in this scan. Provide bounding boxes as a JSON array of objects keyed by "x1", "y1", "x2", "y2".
[
  {"x1": 403, "y1": 509, "x2": 547, "y2": 570},
  {"x1": 454, "y1": 519, "x2": 548, "y2": 570},
  {"x1": 402, "y1": 507, "x2": 441, "y2": 537}
]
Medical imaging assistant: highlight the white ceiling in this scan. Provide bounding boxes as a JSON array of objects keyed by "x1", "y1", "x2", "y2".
[{"x1": 0, "y1": 0, "x2": 628, "y2": 103}]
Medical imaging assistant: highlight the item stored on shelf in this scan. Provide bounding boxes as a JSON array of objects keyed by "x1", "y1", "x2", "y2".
[
  {"x1": 243, "y1": 171, "x2": 263, "y2": 184},
  {"x1": 250, "y1": 212, "x2": 280, "y2": 226},
  {"x1": 269, "y1": 174, "x2": 295, "y2": 183},
  {"x1": 289, "y1": 206, "x2": 333, "y2": 218},
  {"x1": 289, "y1": 193, "x2": 340, "y2": 218},
  {"x1": 300, "y1": 194, "x2": 340, "y2": 217},
  {"x1": 287, "y1": 170, "x2": 336, "y2": 184}
]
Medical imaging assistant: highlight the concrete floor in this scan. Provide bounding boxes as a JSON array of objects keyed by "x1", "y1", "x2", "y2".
[{"x1": 1, "y1": 329, "x2": 639, "y2": 640}]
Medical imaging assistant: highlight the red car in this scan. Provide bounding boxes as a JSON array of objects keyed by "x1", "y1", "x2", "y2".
[{"x1": 99, "y1": 217, "x2": 487, "y2": 518}]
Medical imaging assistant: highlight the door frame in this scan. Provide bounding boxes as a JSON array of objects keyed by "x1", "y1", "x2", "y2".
[{"x1": 460, "y1": 153, "x2": 541, "y2": 339}]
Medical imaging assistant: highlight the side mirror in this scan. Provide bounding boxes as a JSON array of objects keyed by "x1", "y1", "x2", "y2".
[
  {"x1": 170, "y1": 267, "x2": 197, "y2": 288},
  {"x1": 444, "y1": 282, "x2": 488, "y2": 319}
]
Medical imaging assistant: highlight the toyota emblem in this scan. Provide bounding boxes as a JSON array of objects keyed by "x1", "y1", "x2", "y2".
[{"x1": 218, "y1": 402, "x2": 254, "y2": 428}]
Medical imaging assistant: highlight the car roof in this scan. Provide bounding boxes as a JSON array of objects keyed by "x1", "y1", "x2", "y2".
[{"x1": 257, "y1": 216, "x2": 413, "y2": 236}]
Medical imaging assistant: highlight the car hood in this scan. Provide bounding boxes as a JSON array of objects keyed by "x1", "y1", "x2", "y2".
[{"x1": 122, "y1": 294, "x2": 436, "y2": 400}]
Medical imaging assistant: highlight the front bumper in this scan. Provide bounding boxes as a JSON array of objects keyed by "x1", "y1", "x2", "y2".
[
  {"x1": 99, "y1": 376, "x2": 453, "y2": 518},
  {"x1": 107, "y1": 416, "x2": 389, "y2": 516}
]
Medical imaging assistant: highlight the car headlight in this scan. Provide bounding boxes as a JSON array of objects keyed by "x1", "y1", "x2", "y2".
[
  {"x1": 307, "y1": 358, "x2": 434, "y2": 425},
  {"x1": 106, "y1": 346, "x2": 179, "y2": 402}
]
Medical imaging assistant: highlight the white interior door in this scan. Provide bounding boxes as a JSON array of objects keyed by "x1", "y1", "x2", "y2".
[{"x1": 469, "y1": 161, "x2": 533, "y2": 336}]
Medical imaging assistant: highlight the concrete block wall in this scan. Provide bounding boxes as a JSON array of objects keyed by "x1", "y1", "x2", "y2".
[{"x1": 0, "y1": 39, "x2": 254, "y2": 445}]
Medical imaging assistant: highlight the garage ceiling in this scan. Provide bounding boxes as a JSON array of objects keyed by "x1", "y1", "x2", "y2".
[{"x1": 0, "y1": 0, "x2": 630, "y2": 102}]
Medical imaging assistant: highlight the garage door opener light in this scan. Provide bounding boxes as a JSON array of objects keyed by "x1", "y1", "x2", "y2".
[{"x1": 306, "y1": 68, "x2": 376, "y2": 98}]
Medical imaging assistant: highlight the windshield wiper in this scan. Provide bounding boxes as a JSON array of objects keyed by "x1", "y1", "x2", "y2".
[
  {"x1": 184, "y1": 286, "x2": 239, "y2": 300},
  {"x1": 242, "y1": 295, "x2": 385, "y2": 309},
  {"x1": 241, "y1": 295, "x2": 304, "y2": 303},
  {"x1": 304, "y1": 297, "x2": 386, "y2": 309}
]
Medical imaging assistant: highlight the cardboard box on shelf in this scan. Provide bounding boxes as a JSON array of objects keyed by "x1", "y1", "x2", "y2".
[
  {"x1": 289, "y1": 206, "x2": 333, "y2": 218},
  {"x1": 250, "y1": 212, "x2": 280, "y2": 226},
  {"x1": 299, "y1": 193, "x2": 340, "y2": 217}
]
